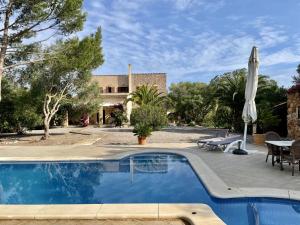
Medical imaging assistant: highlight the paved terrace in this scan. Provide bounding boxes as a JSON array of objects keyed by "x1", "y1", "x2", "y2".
[{"x1": 0, "y1": 127, "x2": 300, "y2": 193}]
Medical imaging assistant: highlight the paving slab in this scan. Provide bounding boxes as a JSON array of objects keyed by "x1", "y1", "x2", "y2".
[{"x1": 97, "y1": 204, "x2": 159, "y2": 219}]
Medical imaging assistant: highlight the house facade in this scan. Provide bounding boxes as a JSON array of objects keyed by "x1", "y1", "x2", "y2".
[{"x1": 90, "y1": 65, "x2": 167, "y2": 125}]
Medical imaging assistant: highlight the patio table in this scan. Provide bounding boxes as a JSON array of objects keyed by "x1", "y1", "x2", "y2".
[{"x1": 265, "y1": 140, "x2": 295, "y2": 170}]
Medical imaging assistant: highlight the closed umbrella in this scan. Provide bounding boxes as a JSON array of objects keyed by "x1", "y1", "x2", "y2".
[{"x1": 241, "y1": 46, "x2": 259, "y2": 153}]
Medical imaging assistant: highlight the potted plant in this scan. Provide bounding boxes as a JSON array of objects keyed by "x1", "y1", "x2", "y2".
[
  {"x1": 252, "y1": 129, "x2": 266, "y2": 145},
  {"x1": 133, "y1": 123, "x2": 152, "y2": 145}
]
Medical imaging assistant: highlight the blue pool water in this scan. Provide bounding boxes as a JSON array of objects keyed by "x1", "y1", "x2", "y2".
[{"x1": 0, "y1": 153, "x2": 300, "y2": 225}]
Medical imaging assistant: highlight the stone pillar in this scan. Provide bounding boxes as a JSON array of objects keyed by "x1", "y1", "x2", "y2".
[
  {"x1": 126, "y1": 101, "x2": 132, "y2": 122},
  {"x1": 128, "y1": 64, "x2": 132, "y2": 93},
  {"x1": 98, "y1": 106, "x2": 103, "y2": 126},
  {"x1": 62, "y1": 111, "x2": 69, "y2": 127},
  {"x1": 126, "y1": 64, "x2": 133, "y2": 122}
]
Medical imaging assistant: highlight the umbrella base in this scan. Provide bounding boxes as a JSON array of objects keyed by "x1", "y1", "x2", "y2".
[{"x1": 232, "y1": 148, "x2": 248, "y2": 155}]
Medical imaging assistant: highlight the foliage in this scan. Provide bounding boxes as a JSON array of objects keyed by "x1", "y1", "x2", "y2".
[
  {"x1": 133, "y1": 123, "x2": 153, "y2": 138},
  {"x1": 127, "y1": 85, "x2": 165, "y2": 106},
  {"x1": 292, "y1": 64, "x2": 300, "y2": 83},
  {"x1": 168, "y1": 82, "x2": 214, "y2": 125},
  {"x1": 210, "y1": 69, "x2": 247, "y2": 131},
  {"x1": 67, "y1": 81, "x2": 102, "y2": 121},
  {"x1": 211, "y1": 106, "x2": 233, "y2": 129},
  {"x1": 111, "y1": 106, "x2": 128, "y2": 127},
  {"x1": 0, "y1": 0, "x2": 86, "y2": 101},
  {"x1": 256, "y1": 105, "x2": 281, "y2": 133},
  {"x1": 210, "y1": 69, "x2": 286, "y2": 132},
  {"x1": 23, "y1": 29, "x2": 104, "y2": 138},
  {"x1": 130, "y1": 105, "x2": 168, "y2": 131},
  {"x1": 0, "y1": 78, "x2": 42, "y2": 133},
  {"x1": 167, "y1": 69, "x2": 287, "y2": 132}
]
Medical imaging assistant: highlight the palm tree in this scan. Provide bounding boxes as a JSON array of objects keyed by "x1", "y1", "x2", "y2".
[
  {"x1": 212, "y1": 69, "x2": 247, "y2": 131},
  {"x1": 126, "y1": 85, "x2": 165, "y2": 106},
  {"x1": 212, "y1": 69, "x2": 271, "y2": 132}
]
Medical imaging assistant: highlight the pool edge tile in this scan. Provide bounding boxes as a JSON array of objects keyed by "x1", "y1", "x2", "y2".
[
  {"x1": 288, "y1": 190, "x2": 300, "y2": 201},
  {"x1": 34, "y1": 204, "x2": 101, "y2": 219},
  {"x1": 0, "y1": 205, "x2": 44, "y2": 219},
  {"x1": 97, "y1": 204, "x2": 159, "y2": 219},
  {"x1": 158, "y1": 204, "x2": 226, "y2": 225}
]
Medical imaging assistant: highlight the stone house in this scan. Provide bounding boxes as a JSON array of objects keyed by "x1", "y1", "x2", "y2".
[
  {"x1": 287, "y1": 84, "x2": 300, "y2": 139},
  {"x1": 90, "y1": 65, "x2": 167, "y2": 125}
]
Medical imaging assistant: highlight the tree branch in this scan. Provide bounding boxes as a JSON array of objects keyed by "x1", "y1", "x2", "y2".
[{"x1": 3, "y1": 57, "x2": 52, "y2": 70}]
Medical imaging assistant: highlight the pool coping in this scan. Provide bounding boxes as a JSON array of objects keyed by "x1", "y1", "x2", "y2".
[
  {"x1": 0, "y1": 204, "x2": 225, "y2": 225},
  {"x1": 1, "y1": 149, "x2": 300, "y2": 201}
]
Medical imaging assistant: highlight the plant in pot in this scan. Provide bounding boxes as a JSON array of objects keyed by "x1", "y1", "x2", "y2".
[
  {"x1": 253, "y1": 105, "x2": 281, "y2": 144},
  {"x1": 133, "y1": 123, "x2": 152, "y2": 145}
]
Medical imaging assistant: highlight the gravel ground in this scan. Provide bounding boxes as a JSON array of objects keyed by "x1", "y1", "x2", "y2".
[
  {"x1": 0, "y1": 126, "x2": 229, "y2": 146},
  {"x1": 94, "y1": 127, "x2": 215, "y2": 145},
  {"x1": 0, "y1": 219, "x2": 188, "y2": 225},
  {"x1": 0, "y1": 127, "x2": 105, "y2": 146}
]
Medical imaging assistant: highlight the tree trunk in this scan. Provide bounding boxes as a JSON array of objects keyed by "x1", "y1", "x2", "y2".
[
  {"x1": 0, "y1": 0, "x2": 13, "y2": 102},
  {"x1": 43, "y1": 118, "x2": 50, "y2": 140},
  {"x1": 0, "y1": 68, "x2": 2, "y2": 102}
]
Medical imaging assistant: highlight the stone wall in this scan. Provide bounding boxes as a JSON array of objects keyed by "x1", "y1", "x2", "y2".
[
  {"x1": 287, "y1": 91, "x2": 300, "y2": 139},
  {"x1": 92, "y1": 73, "x2": 167, "y2": 94},
  {"x1": 132, "y1": 73, "x2": 167, "y2": 94},
  {"x1": 91, "y1": 75, "x2": 129, "y2": 93}
]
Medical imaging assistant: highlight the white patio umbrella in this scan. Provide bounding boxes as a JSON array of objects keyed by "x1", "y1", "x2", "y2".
[{"x1": 242, "y1": 46, "x2": 259, "y2": 152}]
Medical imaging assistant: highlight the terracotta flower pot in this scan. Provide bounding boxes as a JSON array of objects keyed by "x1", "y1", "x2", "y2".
[
  {"x1": 252, "y1": 133, "x2": 266, "y2": 145},
  {"x1": 138, "y1": 136, "x2": 147, "y2": 145}
]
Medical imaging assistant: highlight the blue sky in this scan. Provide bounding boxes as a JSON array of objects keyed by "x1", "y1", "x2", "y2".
[{"x1": 80, "y1": 0, "x2": 300, "y2": 87}]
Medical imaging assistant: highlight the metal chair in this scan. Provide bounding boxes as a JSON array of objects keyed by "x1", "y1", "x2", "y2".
[{"x1": 265, "y1": 131, "x2": 281, "y2": 166}]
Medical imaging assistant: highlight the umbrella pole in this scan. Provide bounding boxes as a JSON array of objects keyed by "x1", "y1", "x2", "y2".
[
  {"x1": 232, "y1": 123, "x2": 249, "y2": 155},
  {"x1": 243, "y1": 123, "x2": 248, "y2": 150}
]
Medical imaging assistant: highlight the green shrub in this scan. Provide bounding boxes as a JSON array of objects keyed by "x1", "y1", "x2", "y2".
[
  {"x1": 133, "y1": 123, "x2": 152, "y2": 137},
  {"x1": 111, "y1": 109, "x2": 128, "y2": 127},
  {"x1": 212, "y1": 106, "x2": 233, "y2": 129},
  {"x1": 0, "y1": 78, "x2": 42, "y2": 133},
  {"x1": 256, "y1": 104, "x2": 281, "y2": 133},
  {"x1": 130, "y1": 105, "x2": 167, "y2": 131}
]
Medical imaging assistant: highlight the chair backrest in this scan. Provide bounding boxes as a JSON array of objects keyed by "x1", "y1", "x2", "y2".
[
  {"x1": 265, "y1": 132, "x2": 281, "y2": 155},
  {"x1": 215, "y1": 129, "x2": 229, "y2": 138},
  {"x1": 265, "y1": 131, "x2": 281, "y2": 141},
  {"x1": 291, "y1": 140, "x2": 300, "y2": 159}
]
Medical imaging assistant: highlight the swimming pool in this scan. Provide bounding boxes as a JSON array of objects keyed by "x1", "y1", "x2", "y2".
[{"x1": 0, "y1": 153, "x2": 299, "y2": 225}]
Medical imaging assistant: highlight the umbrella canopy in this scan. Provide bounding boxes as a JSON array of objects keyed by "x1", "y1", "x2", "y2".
[{"x1": 242, "y1": 46, "x2": 259, "y2": 150}]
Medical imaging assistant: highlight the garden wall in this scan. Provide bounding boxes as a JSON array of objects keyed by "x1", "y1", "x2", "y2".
[{"x1": 287, "y1": 91, "x2": 300, "y2": 139}]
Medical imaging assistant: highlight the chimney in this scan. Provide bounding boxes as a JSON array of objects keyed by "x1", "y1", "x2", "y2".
[{"x1": 128, "y1": 64, "x2": 132, "y2": 93}]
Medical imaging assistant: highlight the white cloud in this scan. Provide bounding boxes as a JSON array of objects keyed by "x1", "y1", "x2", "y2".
[
  {"x1": 168, "y1": 0, "x2": 225, "y2": 11},
  {"x1": 173, "y1": 0, "x2": 195, "y2": 10},
  {"x1": 262, "y1": 49, "x2": 300, "y2": 66},
  {"x1": 83, "y1": 1, "x2": 300, "y2": 87}
]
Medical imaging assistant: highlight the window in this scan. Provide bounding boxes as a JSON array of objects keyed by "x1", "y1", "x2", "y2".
[
  {"x1": 107, "y1": 86, "x2": 114, "y2": 93},
  {"x1": 117, "y1": 87, "x2": 129, "y2": 93},
  {"x1": 99, "y1": 87, "x2": 104, "y2": 93}
]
